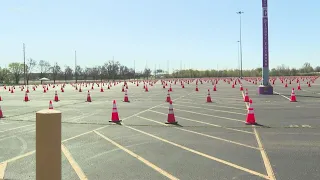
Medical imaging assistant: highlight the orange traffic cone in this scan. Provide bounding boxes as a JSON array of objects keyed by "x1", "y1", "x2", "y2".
[
  {"x1": 24, "y1": 91, "x2": 29, "y2": 102},
  {"x1": 145, "y1": 85, "x2": 149, "y2": 92},
  {"x1": 86, "y1": 90, "x2": 92, "y2": 102},
  {"x1": 166, "y1": 90, "x2": 171, "y2": 102},
  {"x1": 297, "y1": 83, "x2": 301, "y2": 90},
  {"x1": 290, "y1": 88, "x2": 297, "y2": 102},
  {"x1": 213, "y1": 84, "x2": 217, "y2": 91},
  {"x1": 54, "y1": 91, "x2": 59, "y2": 102},
  {"x1": 206, "y1": 89, "x2": 212, "y2": 103},
  {"x1": 0, "y1": 105, "x2": 4, "y2": 118},
  {"x1": 165, "y1": 101, "x2": 178, "y2": 124},
  {"x1": 121, "y1": 85, "x2": 125, "y2": 92},
  {"x1": 240, "y1": 84, "x2": 243, "y2": 91},
  {"x1": 123, "y1": 90, "x2": 130, "y2": 102},
  {"x1": 245, "y1": 99, "x2": 256, "y2": 125},
  {"x1": 49, "y1": 100, "x2": 53, "y2": 109},
  {"x1": 243, "y1": 89, "x2": 249, "y2": 102},
  {"x1": 195, "y1": 85, "x2": 199, "y2": 91},
  {"x1": 100, "y1": 87, "x2": 104, "y2": 92},
  {"x1": 169, "y1": 84, "x2": 172, "y2": 92},
  {"x1": 0, "y1": 95, "x2": 2, "y2": 101},
  {"x1": 110, "y1": 100, "x2": 121, "y2": 123}
]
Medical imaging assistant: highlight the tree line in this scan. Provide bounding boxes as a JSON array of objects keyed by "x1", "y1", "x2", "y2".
[
  {"x1": 171, "y1": 62, "x2": 320, "y2": 78},
  {"x1": 0, "y1": 60, "x2": 318, "y2": 85},
  {"x1": 0, "y1": 59, "x2": 153, "y2": 84}
]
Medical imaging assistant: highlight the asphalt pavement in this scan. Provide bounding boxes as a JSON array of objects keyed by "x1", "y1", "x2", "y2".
[{"x1": 0, "y1": 77, "x2": 319, "y2": 180}]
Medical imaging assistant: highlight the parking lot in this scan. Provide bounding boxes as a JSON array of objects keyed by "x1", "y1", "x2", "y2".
[{"x1": 0, "y1": 77, "x2": 319, "y2": 180}]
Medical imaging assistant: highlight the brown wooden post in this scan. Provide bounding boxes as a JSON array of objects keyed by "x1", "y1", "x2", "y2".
[{"x1": 36, "y1": 109, "x2": 61, "y2": 180}]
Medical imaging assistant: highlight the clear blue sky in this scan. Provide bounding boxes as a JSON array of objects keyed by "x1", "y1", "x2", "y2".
[{"x1": 1, "y1": 0, "x2": 319, "y2": 72}]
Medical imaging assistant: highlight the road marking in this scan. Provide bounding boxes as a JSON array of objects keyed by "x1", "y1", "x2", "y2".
[
  {"x1": 273, "y1": 91, "x2": 291, "y2": 101},
  {"x1": 191, "y1": 96, "x2": 243, "y2": 101},
  {"x1": 254, "y1": 128, "x2": 276, "y2": 180},
  {"x1": 0, "y1": 124, "x2": 33, "y2": 133},
  {"x1": 289, "y1": 125, "x2": 299, "y2": 128},
  {"x1": 173, "y1": 100, "x2": 247, "y2": 110},
  {"x1": 136, "y1": 116, "x2": 168, "y2": 126},
  {"x1": 137, "y1": 115, "x2": 258, "y2": 149},
  {"x1": 0, "y1": 129, "x2": 35, "y2": 141},
  {"x1": 122, "y1": 124, "x2": 269, "y2": 179},
  {"x1": 86, "y1": 141, "x2": 152, "y2": 161},
  {"x1": 62, "y1": 126, "x2": 109, "y2": 143},
  {"x1": 173, "y1": 103, "x2": 246, "y2": 115},
  {"x1": 0, "y1": 91, "x2": 195, "y2": 165},
  {"x1": 178, "y1": 128, "x2": 259, "y2": 150},
  {"x1": 302, "y1": 125, "x2": 311, "y2": 128},
  {"x1": 148, "y1": 110, "x2": 253, "y2": 134},
  {"x1": 241, "y1": 91, "x2": 276, "y2": 180},
  {"x1": 161, "y1": 107, "x2": 245, "y2": 123},
  {"x1": 61, "y1": 144, "x2": 88, "y2": 180},
  {"x1": 94, "y1": 131, "x2": 179, "y2": 180},
  {"x1": 0, "y1": 162, "x2": 7, "y2": 180}
]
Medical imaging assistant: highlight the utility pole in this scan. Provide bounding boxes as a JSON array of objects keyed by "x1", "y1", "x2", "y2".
[
  {"x1": 75, "y1": 50, "x2": 77, "y2": 83},
  {"x1": 237, "y1": 11, "x2": 244, "y2": 78},
  {"x1": 154, "y1": 64, "x2": 156, "y2": 79},
  {"x1": 133, "y1": 60, "x2": 135, "y2": 80},
  {"x1": 167, "y1": 60, "x2": 169, "y2": 75},
  {"x1": 23, "y1": 43, "x2": 26, "y2": 85},
  {"x1": 237, "y1": 41, "x2": 241, "y2": 78}
]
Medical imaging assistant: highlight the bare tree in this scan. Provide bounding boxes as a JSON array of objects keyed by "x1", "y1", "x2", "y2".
[
  {"x1": 38, "y1": 60, "x2": 51, "y2": 78},
  {"x1": 143, "y1": 68, "x2": 152, "y2": 80},
  {"x1": 50, "y1": 62, "x2": 61, "y2": 84},
  {"x1": 26, "y1": 58, "x2": 37, "y2": 85},
  {"x1": 64, "y1": 66, "x2": 73, "y2": 82},
  {"x1": 90, "y1": 66, "x2": 99, "y2": 80},
  {"x1": 75, "y1": 65, "x2": 82, "y2": 83}
]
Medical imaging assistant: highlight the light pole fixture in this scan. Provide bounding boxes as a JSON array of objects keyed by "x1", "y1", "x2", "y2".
[{"x1": 236, "y1": 11, "x2": 244, "y2": 78}]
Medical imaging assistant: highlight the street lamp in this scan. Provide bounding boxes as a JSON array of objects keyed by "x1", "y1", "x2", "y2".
[
  {"x1": 236, "y1": 11, "x2": 244, "y2": 78},
  {"x1": 237, "y1": 40, "x2": 240, "y2": 78}
]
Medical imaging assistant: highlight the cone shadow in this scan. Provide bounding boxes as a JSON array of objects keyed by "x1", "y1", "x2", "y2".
[
  {"x1": 108, "y1": 120, "x2": 122, "y2": 125},
  {"x1": 165, "y1": 122, "x2": 183, "y2": 127},
  {"x1": 245, "y1": 123, "x2": 270, "y2": 128}
]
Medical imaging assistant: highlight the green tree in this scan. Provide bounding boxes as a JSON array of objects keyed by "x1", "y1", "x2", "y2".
[
  {"x1": 8, "y1": 62, "x2": 24, "y2": 84},
  {"x1": 0, "y1": 67, "x2": 11, "y2": 84}
]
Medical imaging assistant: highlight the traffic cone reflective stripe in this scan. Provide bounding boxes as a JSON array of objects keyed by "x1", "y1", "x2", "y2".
[
  {"x1": 110, "y1": 100, "x2": 121, "y2": 123},
  {"x1": 86, "y1": 90, "x2": 92, "y2": 102},
  {"x1": 290, "y1": 88, "x2": 297, "y2": 102},
  {"x1": 49, "y1": 100, "x2": 53, "y2": 109},
  {"x1": 166, "y1": 90, "x2": 171, "y2": 102},
  {"x1": 123, "y1": 90, "x2": 130, "y2": 102},
  {"x1": 244, "y1": 89, "x2": 249, "y2": 102},
  {"x1": 206, "y1": 89, "x2": 212, "y2": 103},
  {"x1": 165, "y1": 101, "x2": 178, "y2": 124},
  {"x1": 54, "y1": 91, "x2": 59, "y2": 102},
  {"x1": 24, "y1": 92, "x2": 29, "y2": 102},
  {"x1": 245, "y1": 100, "x2": 256, "y2": 125}
]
